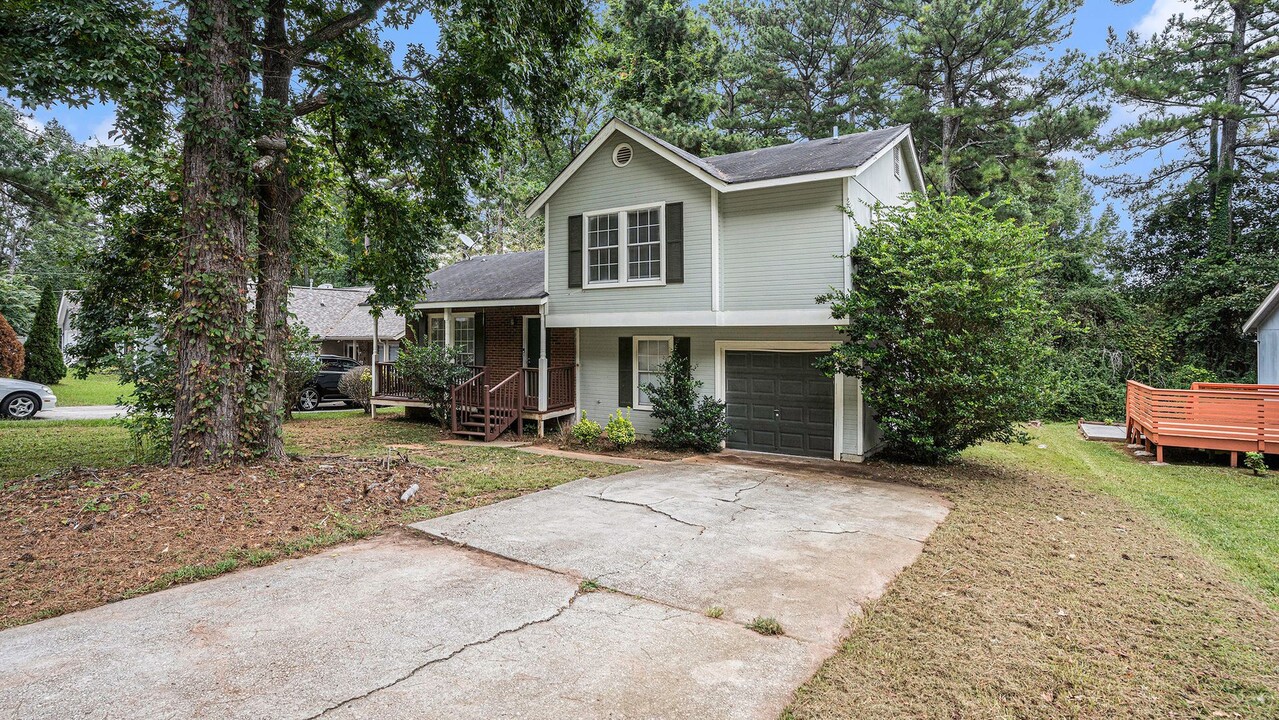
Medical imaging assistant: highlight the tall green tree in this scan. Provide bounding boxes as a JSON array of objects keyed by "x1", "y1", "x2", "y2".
[
  {"x1": 21, "y1": 284, "x2": 65, "y2": 384},
  {"x1": 883, "y1": 0, "x2": 1104, "y2": 200},
  {"x1": 704, "y1": 0, "x2": 894, "y2": 141},
  {"x1": 2, "y1": 0, "x2": 589, "y2": 464},
  {"x1": 602, "y1": 0, "x2": 742, "y2": 153},
  {"x1": 1098, "y1": 0, "x2": 1279, "y2": 243}
]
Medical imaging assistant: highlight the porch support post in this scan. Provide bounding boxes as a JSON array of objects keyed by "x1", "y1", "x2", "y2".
[
  {"x1": 444, "y1": 308, "x2": 453, "y2": 346},
  {"x1": 370, "y1": 314, "x2": 379, "y2": 419},
  {"x1": 537, "y1": 302, "x2": 549, "y2": 413}
]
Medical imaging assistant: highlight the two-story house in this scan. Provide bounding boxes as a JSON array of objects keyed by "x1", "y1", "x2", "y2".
[{"x1": 372, "y1": 118, "x2": 924, "y2": 461}]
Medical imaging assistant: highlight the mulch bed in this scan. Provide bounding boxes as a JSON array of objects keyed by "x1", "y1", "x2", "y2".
[
  {"x1": 529, "y1": 437, "x2": 694, "y2": 462},
  {"x1": 1, "y1": 455, "x2": 441, "y2": 628}
]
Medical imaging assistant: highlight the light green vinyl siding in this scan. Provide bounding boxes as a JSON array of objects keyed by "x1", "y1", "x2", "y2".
[
  {"x1": 546, "y1": 132, "x2": 712, "y2": 319},
  {"x1": 720, "y1": 180, "x2": 845, "y2": 312},
  {"x1": 576, "y1": 326, "x2": 865, "y2": 458}
]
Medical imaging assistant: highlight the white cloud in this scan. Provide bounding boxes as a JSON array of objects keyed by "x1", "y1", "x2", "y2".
[
  {"x1": 1134, "y1": 0, "x2": 1198, "y2": 37},
  {"x1": 86, "y1": 112, "x2": 124, "y2": 147},
  {"x1": 16, "y1": 113, "x2": 43, "y2": 133}
]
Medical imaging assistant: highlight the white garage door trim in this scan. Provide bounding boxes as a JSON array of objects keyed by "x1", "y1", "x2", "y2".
[{"x1": 714, "y1": 341, "x2": 843, "y2": 460}]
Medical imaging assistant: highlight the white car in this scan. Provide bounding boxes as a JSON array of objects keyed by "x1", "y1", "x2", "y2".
[{"x1": 0, "y1": 378, "x2": 57, "y2": 419}]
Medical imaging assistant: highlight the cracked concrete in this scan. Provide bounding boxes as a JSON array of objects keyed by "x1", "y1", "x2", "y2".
[
  {"x1": 0, "y1": 456, "x2": 948, "y2": 719},
  {"x1": 415, "y1": 459, "x2": 949, "y2": 645}
]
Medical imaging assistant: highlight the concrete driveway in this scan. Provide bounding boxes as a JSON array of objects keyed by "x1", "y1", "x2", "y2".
[{"x1": 0, "y1": 455, "x2": 948, "y2": 719}]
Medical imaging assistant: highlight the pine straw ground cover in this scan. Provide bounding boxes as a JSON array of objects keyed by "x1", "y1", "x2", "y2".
[
  {"x1": 784, "y1": 445, "x2": 1279, "y2": 719},
  {"x1": 1, "y1": 413, "x2": 629, "y2": 628}
]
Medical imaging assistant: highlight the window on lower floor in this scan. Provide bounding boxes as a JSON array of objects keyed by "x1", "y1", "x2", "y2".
[
  {"x1": 427, "y1": 314, "x2": 446, "y2": 346},
  {"x1": 634, "y1": 336, "x2": 673, "y2": 409},
  {"x1": 453, "y1": 314, "x2": 476, "y2": 366}
]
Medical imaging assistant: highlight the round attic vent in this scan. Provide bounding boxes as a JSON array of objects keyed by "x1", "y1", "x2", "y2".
[{"x1": 612, "y1": 143, "x2": 633, "y2": 167}]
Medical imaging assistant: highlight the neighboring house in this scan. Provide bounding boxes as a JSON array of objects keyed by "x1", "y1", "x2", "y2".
[
  {"x1": 380, "y1": 118, "x2": 923, "y2": 460},
  {"x1": 56, "y1": 286, "x2": 405, "y2": 365},
  {"x1": 371, "y1": 250, "x2": 578, "y2": 438},
  {"x1": 288, "y1": 286, "x2": 406, "y2": 363},
  {"x1": 1244, "y1": 283, "x2": 1279, "y2": 383},
  {"x1": 56, "y1": 290, "x2": 81, "y2": 363}
]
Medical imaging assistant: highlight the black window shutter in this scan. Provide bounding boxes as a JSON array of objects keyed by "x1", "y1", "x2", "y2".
[
  {"x1": 618, "y1": 336, "x2": 633, "y2": 408},
  {"x1": 473, "y1": 312, "x2": 486, "y2": 368},
  {"x1": 674, "y1": 337, "x2": 691, "y2": 374},
  {"x1": 568, "y1": 215, "x2": 583, "y2": 288},
  {"x1": 665, "y1": 203, "x2": 683, "y2": 283}
]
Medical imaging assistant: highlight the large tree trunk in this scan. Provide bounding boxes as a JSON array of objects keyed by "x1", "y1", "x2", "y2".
[
  {"x1": 170, "y1": 0, "x2": 254, "y2": 466},
  {"x1": 1211, "y1": 0, "x2": 1248, "y2": 246},
  {"x1": 939, "y1": 70, "x2": 959, "y2": 196},
  {"x1": 251, "y1": 0, "x2": 298, "y2": 459}
]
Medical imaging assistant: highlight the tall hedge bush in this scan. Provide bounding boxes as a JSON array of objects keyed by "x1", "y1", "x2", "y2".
[
  {"x1": 22, "y1": 285, "x2": 66, "y2": 385},
  {"x1": 821, "y1": 194, "x2": 1059, "y2": 464}
]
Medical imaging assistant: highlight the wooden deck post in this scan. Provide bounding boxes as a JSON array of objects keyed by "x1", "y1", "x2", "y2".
[
  {"x1": 1155, "y1": 445, "x2": 1164, "y2": 463},
  {"x1": 1230, "y1": 451, "x2": 1238, "y2": 468}
]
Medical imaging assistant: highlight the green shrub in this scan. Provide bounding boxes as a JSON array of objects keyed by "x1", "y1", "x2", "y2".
[
  {"x1": 821, "y1": 194, "x2": 1059, "y2": 464},
  {"x1": 644, "y1": 353, "x2": 731, "y2": 453},
  {"x1": 338, "y1": 365, "x2": 373, "y2": 412},
  {"x1": 22, "y1": 285, "x2": 66, "y2": 385},
  {"x1": 604, "y1": 408, "x2": 636, "y2": 449},
  {"x1": 571, "y1": 413, "x2": 602, "y2": 448},
  {"x1": 394, "y1": 339, "x2": 473, "y2": 425},
  {"x1": 1245, "y1": 452, "x2": 1267, "y2": 476}
]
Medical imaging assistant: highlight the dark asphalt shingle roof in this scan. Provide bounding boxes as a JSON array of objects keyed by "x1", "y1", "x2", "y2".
[
  {"x1": 419, "y1": 250, "x2": 545, "y2": 305},
  {"x1": 620, "y1": 120, "x2": 909, "y2": 184}
]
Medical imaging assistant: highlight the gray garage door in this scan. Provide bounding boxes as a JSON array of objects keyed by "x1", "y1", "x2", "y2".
[{"x1": 724, "y1": 351, "x2": 834, "y2": 459}]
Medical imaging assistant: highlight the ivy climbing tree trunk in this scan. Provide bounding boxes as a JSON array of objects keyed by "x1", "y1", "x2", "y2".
[
  {"x1": 169, "y1": 0, "x2": 254, "y2": 465},
  {"x1": 251, "y1": 0, "x2": 299, "y2": 460}
]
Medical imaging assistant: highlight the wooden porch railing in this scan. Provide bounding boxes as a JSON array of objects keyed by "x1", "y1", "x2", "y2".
[
  {"x1": 375, "y1": 362, "x2": 412, "y2": 399},
  {"x1": 451, "y1": 370, "x2": 522, "y2": 441},
  {"x1": 1126, "y1": 380, "x2": 1279, "y2": 463},
  {"x1": 519, "y1": 364, "x2": 577, "y2": 412}
]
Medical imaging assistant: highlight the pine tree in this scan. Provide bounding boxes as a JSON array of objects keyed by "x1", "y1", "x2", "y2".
[
  {"x1": 1098, "y1": 0, "x2": 1279, "y2": 243},
  {"x1": 0, "y1": 311, "x2": 22, "y2": 379},
  {"x1": 22, "y1": 284, "x2": 65, "y2": 385}
]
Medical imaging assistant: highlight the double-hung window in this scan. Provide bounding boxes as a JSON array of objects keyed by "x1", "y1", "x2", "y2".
[
  {"x1": 633, "y1": 336, "x2": 673, "y2": 409},
  {"x1": 584, "y1": 204, "x2": 663, "y2": 287}
]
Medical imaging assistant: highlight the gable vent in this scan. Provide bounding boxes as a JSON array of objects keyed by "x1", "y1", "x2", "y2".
[{"x1": 612, "y1": 143, "x2": 633, "y2": 167}]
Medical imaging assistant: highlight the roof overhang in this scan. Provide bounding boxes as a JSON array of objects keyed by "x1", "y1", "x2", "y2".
[
  {"x1": 524, "y1": 122, "x2": 921, "y2": 217},
  {"x1": 411, "y1": 296, "x2": 549, "y2": 311},
  {"x1": 1244, "y1": 282, "x2": 1279, "y2": 333}
]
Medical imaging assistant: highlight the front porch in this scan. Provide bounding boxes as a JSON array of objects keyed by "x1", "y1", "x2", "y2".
[
  {"x1": 369, "y1": 300, "x2": 578, "y2": 440},
  {"x1": 372, "y1": 362, "x2": 577, "y2": 439}
]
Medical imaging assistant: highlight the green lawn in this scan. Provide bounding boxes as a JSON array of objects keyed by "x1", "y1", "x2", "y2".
[
  {"x1": 0, "y1": 418, "x2": 131, "y2": 482},
  {"x1": 47, "y1": 373, "x2": 135, "y2": 406},
  {"x1": 969, "y1": 423, "x2": 1279, "y2": 605}
]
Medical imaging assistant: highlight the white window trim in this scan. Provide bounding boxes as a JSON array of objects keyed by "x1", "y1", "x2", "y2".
[
  {"x1": 426, "y1": 313, "x2": 448, "y2": 346},
  {"x1": 582, "y1": 201, "x2": 667, "y2": 289},
  {"x1": 633, "y1": 335, "x2": 674, "y2": 411}
]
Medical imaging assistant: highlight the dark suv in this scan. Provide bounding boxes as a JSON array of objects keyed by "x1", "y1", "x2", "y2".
[{"x1": 298, "y1": 355, "x2": 362, "y2": 411}]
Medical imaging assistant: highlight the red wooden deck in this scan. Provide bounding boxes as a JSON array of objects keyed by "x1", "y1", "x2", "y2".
[{"x1": 1125, "y1": 380, "x2": 1279, "y2": 464}]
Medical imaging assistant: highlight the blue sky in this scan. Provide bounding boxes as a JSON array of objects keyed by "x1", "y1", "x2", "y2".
[{"x1": 14, "y1": 0, "x2": 1186, "y2": 226}]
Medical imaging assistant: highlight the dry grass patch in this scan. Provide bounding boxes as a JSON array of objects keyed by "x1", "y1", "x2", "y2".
[{"x1": 785, "y1": 460, "x2": 1279, "y2": 719}]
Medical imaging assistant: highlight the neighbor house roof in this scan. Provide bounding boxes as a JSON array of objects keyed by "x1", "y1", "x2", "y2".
[
  {"x1": 526, "y1": 117, "x2": 922, "y2": 217},
  {"x1": 287, "y1": 286, "x2": 406, "y2": 341},
  {"x1": 1244, "y1": 282, "x2": 1279, "y2": 334},
  {"x1": 412, "y1": 250, "x2": 546, "y2": 308}
]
